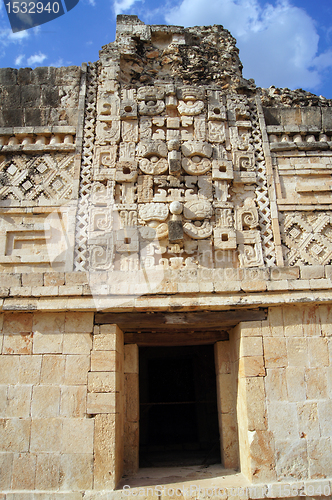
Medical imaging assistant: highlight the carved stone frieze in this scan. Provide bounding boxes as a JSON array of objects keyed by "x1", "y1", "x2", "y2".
[
  {"x1": 281, "y1": 212, "x2": 332, "y2": 266},
  {"x1": 77, "y1": 52, "x2": 271, "y2": 272}
]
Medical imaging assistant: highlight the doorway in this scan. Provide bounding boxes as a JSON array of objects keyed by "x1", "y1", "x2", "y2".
[{"x1": 139, "y1": 345, "x2": 221, "y2": 467}]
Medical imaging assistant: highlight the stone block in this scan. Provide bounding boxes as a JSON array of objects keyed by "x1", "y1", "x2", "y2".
[
  {"x1": 275, "y1": 439, "x2": 308, "y2": 480},
  {"x1": 60, "y1": 386, "x2": 87, "y2": 417},
  {"x1": 322, "y1": 107, "x2": 332, "y2": 131},
  {"x1": 263, "y1": 337, "x2": 287, "y2": 368},
  {"x1": 246, "y1": 377, "x2": 267, "y2": 431},
  {"x1": 286, "y1": 367, "x2": 306, "y2": 402},
  {"x1": 214, "y1": 341, "x2": 231, "y2": 374},
  {"x1": 267, "y1": 401, "x2": 299, "y2": 440},
  {"x1": 267, "y1": 280, "x2": 289, "y2": 291},
  {"x1": 303, "y1": 305, "x2": 321, "y2": 337},
  {"x1": 246, "y1": 430, "x2": 275, "y2": 483},
  {"x1": 33, "y1": 332, "x2": 64, "y2": 354},
  {"x1": 19, "y1": 355, "x2": 42, "y2": 384},
  {"x1": 266, "y1": 307, "x2": 284, "y2": 336},
  {"x1": 216, "y1": 373, "x2": 234, "y2": 414},
  {"x1": 219, "y1": 412, "x2": 239, "y2": 470},
  {"x1": 59, "y1": 285, "x2": 83, "y2": 296},
  {"x1": 238, "y1": 321, "x2": 262, "y2": 337},
  {"x1": 65, "y1": 312, "x2": 94, "y2": 333},
  {"x1": 317, "y1": 400, "x2": 332, "y2": 437},
  {"x1": 239, "y1": 356, "x2": 265, "y2": 377},
  {"x1": 123, "y1": 420, "x2": 139, "y2": 475},
  {"x1": 35, "y1": 453, "x2": 60, "y2": 490},
  {"x1": 94, "y1": 414, "x2": 122, "y2": 489},
  {"x1": 124, "y1": 343, "x2": 138, "y2": 373},
  {"x1": 300, "y1": 265, "x2": 325, "y2": 280},
  {"x1": 44, "y1": 272, "x2": 65, "y2": 286},
  {"x1": 308, "y1": 337, "x2": 329, "y2": 367},
  {"x1": 30, "y1": 418, "x2": 62, "y2": 452},
  {"x1": 0, "y1": 386, "x2": 7, "y2": 416},
  {"x1": 3, "y1": 312, "x2": 33, "y2": 333},
  {"x1": 305, "y1": 368, "x2": 327, "y2": 399},
  {"x1": 32, "y1": 312, "x2": 66, "y2": 334},
  {"x1": 301, "y1": 107, "x2": 322, "y2": 128},
  {"x1": 88, "y1": 372, "x2": 118, "y2": 393},
  {"x1": 0, "y1": 355, "x2": 20, "y2": 384},
  {"x1": 241, "y1": 280, "x2": 267, "y2": 292},
  {"x1": 59, "y1": 454, "x2": 93, "y2": 491},
  {"x1": 168, "y1": 219, "x2": 183, "y2": 243},
  {"x1": 319, "y1": 304, "x2": 332, "y2": 336},
  {"x1": 287, "y1": 337, "x2": 308, "y2": 366},
  {"x1": 297, "y1": 402, "x2": 320, "y2": 439},
  {"x1": 125, "y1": 373, "x2": 139, "y2": 422},
  {"x1": 86, "y1": 392, "x2": 118, "y2": 414},
  {"x1": 63, "y1": 333, "x2": 92, "y2": 354},
  {"x1": 0, "y1": 274, "x2": 20, "y2": 288},
  {"x1": 40, "y1": 355, "x2": 66, "y2": 384},
  {"x1": 0, "y1": 452, "x2": 13, "y2": 489},
  {"x1": 31, "y1": 385, "x2": 60, "y2": 417},
  {"x1": 270, "y1": 266, "x2": 300, "y2": 280},
  {"x1": 62, "y1": 419, "x2": 94, "y2": 454},
  {"x1": 283, "y1": 306, "x2": 303, "y2": 336},
  {"x1": 65, "y1": 272, "x2": 89, "y2": 285},
  {"x1": 11, "y1": 452, "x2": 36, "y2": 490},
  {"x1": 21, "y1": 273, "x2": 43, "y2": 286},
  {"x1": 239, "y1": 337, "x2": 263, "y2": 357},
  {"x1": 0, "y1": 418, "x2": 30, "y2": 452},
  {"x1": 6, "y1": 385, "x2": 32, "y2": 418},
  {"x1": 2, "y1": 332, "x2": 33, "y2": 355},
  {"x1": 94, "y1": 327, "x2": 124, "y2": 354},
  {"x1": 308, "y1": 437, "x2": 332, "y2": 478},
  {"x1": 90, "y1": 350, "x2": 117, "y2": 372},
  {"x1": 31, "y1": 285, "x2": 59, "y2": 297},
  {"x1": 64, "y1": 355, "x2": 90, "y2": 385},
  {"x1": 265, "y1": 368, "x2": 288, "y2": 401}
]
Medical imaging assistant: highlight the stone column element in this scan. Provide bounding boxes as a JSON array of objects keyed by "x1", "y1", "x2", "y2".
[
  {"x1": 123, "y1": 343, "x2": 139, "y2": 474},
  {"x1": 234, "y1": 321, "x2": 276, "y2": 483},
  {"x1": 214, "y1": 340, "x2": 239, "y2": 469},
  {"x1": 87, "y1": 323, "x2": 124, "y2": 490}
]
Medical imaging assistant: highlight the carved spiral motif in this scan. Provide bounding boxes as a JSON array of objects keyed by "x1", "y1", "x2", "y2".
[
  {"x1": 139, "y1": 203, "x2": 169, "y2": 222},
  {"x1": 242, "y1": 211, "x2": 258, "y2": 229},
  {"x1": 183, "y1": 221, "x2": 213, "y2": 239},
  {"x1": 182, "y1": 157, "x2": 211, "y2": 175},
  {"x1": 139, "y1": 158, "x2": 168, "y2": 175},
  {"x1": 177, "y1": 100, "x2": 204, "y2": 116}
]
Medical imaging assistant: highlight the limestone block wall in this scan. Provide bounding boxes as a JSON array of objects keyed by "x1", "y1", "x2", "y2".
[
  {"x1": 234, "y1": 304, "x2": 332, "y2": 484},
  {"x1": 0, "y1": 311, "x2": 95, "y2": 492},
  {"x1": 0, "y1": 66, "x2": 81, "y2": 128}
]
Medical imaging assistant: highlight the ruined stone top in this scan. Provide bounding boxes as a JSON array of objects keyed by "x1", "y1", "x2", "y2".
[{"x1": 100, "y1": 15, "x2": 247, "y2": 89}]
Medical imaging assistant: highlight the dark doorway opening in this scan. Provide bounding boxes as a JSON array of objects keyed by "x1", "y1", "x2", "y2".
[{"x1": 139, "y1": 345, "x2": 221, "y2": 467}]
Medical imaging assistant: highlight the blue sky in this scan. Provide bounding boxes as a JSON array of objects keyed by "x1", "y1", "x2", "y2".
[{"x1": 0, "y1": 0, "x2": 331, "y2": 98}]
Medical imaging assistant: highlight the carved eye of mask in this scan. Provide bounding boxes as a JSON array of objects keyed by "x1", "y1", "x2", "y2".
[{"x1": 139, "y1": 155, "x2": 168, "y2": 175}]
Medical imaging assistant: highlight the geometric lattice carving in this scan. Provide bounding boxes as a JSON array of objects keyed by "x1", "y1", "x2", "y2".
[
  {"x1": 0, "y1": 153, "x2": 76, "y2": 203},
  {"x1": 281, "y1": 212, "x2": 332, "y2": 266},
  {"x1": 249, "y1": 98, "x2": 276, "y2": 266},
  {"x1": 73, "y1": 63, "x2": 98, "y2": 272}
]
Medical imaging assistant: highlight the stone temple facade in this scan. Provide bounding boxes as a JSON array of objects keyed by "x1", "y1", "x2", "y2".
[{"x1": 0, "y1": 14, "x2": 332, "y2": 498}]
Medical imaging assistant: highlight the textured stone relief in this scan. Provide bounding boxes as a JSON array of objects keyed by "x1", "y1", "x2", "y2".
[
  {"x1": 281, "y1": 212, "x2": 332, "y2": 266},
  {"x1": 0, "y1": 153, "x2": 77, "y2": 203},
  {"x1": 82, "y1": 72, "x2": 271, "y2": 273}
]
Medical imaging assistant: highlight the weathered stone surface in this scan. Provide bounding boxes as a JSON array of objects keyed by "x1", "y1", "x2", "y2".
[{"x1": 0, "y1": 13, "x2": 332, "y2": 497}]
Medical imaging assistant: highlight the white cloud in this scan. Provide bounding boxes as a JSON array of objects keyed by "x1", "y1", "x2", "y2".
[
  {"x1": 14, "y1": 54, "x2": 25, "y2": 65},
  {"x1": 113, "y1": 0, "x2": 142, "y2": 15},
  {"x1": 27, "y1": 51, "x2": 47, "y2": 66},
  {"x1": 164, "y1": 0, "x2": 332, "y2": 91},
  {"x1": 48, "y1": 57, "x2": 64, "y2": 67}
]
